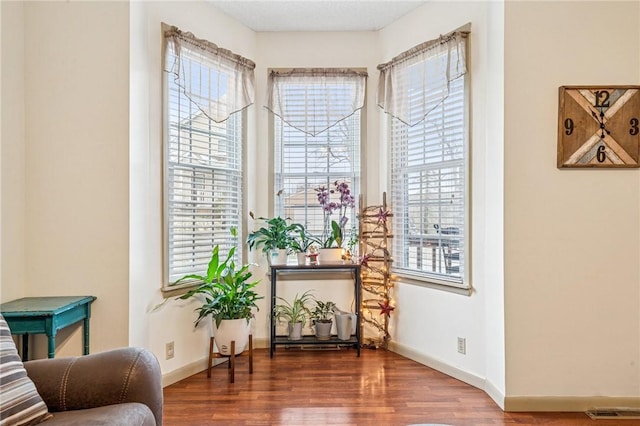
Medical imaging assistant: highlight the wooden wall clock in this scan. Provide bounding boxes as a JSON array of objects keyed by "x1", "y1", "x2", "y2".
[{"x1": 557, "y1": 86, "x2": 640, "y2": 168}]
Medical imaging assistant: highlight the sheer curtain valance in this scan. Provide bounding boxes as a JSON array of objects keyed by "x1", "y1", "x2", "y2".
[
  {"x1": 377, "y1": 30, "x2": 469, "y2": 127},
  {"x1": 164, "y1": 26, "x2": 256, "y2": 123},
  {"x1": 266, "y1": 69, "x2": 368, "y2": 136}
]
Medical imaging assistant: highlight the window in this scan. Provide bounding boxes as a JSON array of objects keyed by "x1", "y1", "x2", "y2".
[
  {"x1": 268, "y1": 70, "x2": 365, "y2": 240},
  {"x1": 163, "y1": 26, "x2": 254, "y2": 286},
  {"x1": 379, "y1": 31, "x2": 469, "y2": 287}
]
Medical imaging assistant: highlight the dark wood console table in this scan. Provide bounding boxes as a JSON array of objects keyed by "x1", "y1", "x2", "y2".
[
  {"x1": 269, "y1": 263, "x2": 361, "y2": 358},
  {"x1": 0, "y1": 296, "x2": 97, "y2": 361}
]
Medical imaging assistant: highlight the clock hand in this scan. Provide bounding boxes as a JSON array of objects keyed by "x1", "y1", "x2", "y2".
[{"x1": 590, "y1": 110, "x2": 612, "y2": 138}]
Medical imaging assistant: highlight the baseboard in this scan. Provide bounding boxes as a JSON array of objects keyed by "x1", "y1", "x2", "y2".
[
  {"x1": 161, "y1": 337, "x2": 269, "y2": 387},
  {"x1": 161, "y1": 356, "x2": 222, "y2": 387},
  {"x1": 387, "y1": 341, "x2": 485, "y2": 390},
  {"x1": 484, "y1": 379, "x2": 506, "y2": 410},
  {"x1": 504, "y1": 396, "x2": 640, "y2": 412},
  {"x1": 253, "y1": 337, "x2": 269, "y2": 349}
]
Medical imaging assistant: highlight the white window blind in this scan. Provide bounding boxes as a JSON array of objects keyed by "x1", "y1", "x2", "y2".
[
  {"x1": 270, "y1": 70, "x2": 364, "y2": 239},
  {"x1": 381, "y1": 31, "x2": 469, "y2": 287},
  {"x1": 164, "y1": 28, "x2": 250, "y2": 286}
]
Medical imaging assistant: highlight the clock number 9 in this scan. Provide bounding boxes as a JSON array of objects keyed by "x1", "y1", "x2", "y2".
[
  {"x1": 594, "y1": 90, "x2": 610, "y2": 108},
  {"x1": 564, "y1": 118, "x2": 574, "y2": 135},
  {"x1": 597, "y1": 145, "x2": 606, "y2": 162},
  {"x1": 630, "y1": 118, "x2": 639, "y2": 136}
]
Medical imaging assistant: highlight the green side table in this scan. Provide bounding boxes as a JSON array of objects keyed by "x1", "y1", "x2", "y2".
[{"x1": 0, "y1": 296, "x2": 97, "y2": 361}]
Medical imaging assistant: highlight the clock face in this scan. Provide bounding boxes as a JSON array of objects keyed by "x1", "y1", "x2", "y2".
[{"x1": 557, "y1": 86, "x2": 640, "y2": 168}]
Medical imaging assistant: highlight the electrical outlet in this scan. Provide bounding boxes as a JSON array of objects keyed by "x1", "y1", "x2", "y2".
[
  {"x1": 166, "y1": 341, "x2": 175, "y2": 360},
  {"x1": 457, "y1": 337, "x2": 466, "y2": 354}
]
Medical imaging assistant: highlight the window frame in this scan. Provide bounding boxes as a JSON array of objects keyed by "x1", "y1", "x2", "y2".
[
  {"x1": 387, "y1": 57, "x2": 471, "y2": 293},
  {"x1": 268, "y1": 68, "x2": 366, "y2": 241},
  {"x1": 161, "y1": 36, "x2": 247, "y2": 295}
]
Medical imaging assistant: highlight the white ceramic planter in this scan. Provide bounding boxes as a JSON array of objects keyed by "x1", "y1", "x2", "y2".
[
  {"x1": 318, "y1": 247, "x2": 343, "y2": 264},
  {"x1": 335, "y1": 312, "x2": 357, "y2": 340},
  {"x1": 296, "y1": 252, "x2": 307, "y2": 265},
  {"x1": 269, "y1": 249, "x2": 289, "y2": 265},
  {"x1": 287, "y1": 322, "x2": 303, "y2": 340},
  {"x1": 212, "y1": 318, "x2": 251, "y2": 356}
]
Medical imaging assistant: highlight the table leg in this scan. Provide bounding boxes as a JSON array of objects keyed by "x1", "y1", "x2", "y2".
[
  {"x1": 22, "y1": 334, "x2": 29, "y2": 362},
  {"x1": 47, "y1": 333, "x2": 56, "y2": 358},
  {"x1": 83, "y1": 317, "x2": 90, "y2": 355}
]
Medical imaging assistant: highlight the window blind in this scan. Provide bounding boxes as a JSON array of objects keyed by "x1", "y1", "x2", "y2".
[
  {"x1": 383, "y1": 32, "x2": 469, "y2": 286},
  {"x1": 270, "y1": 70, "x2": 363, "y2": 239},
  {"x1": 164, "y1": 31, "x2": 245, "y2": 285}
]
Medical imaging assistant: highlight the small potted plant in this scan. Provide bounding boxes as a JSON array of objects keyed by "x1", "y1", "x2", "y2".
[
  {"x1": 310, "y1": 299, "x2": 336, "y2": 340},
  {"x1": 272, "y1": 290, "x2": 313, "y2": 340},
  {"x1": 171, "y1": 228, "x2": 263, "y2": 356},
  {"x1": 246, "y1": 214, "x2": 302, "y2": 265},
  {"x1": 289, "y1": 224, "x2": 315, "y2": 265}
]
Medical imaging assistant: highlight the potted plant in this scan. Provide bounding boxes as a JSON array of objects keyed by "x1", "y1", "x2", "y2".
[
  {"x1": 247, "y1": 215, "x2": 302, "y2": 265},
  {"x1": 272, "y1": 290, "x2": 313, "y2": 340},
  {"x1": 314, "y1": 181, "x2": 356, "y2": 263},
  {"x1": 310, "y1": 299, "x2": 336, "y2": 341},
  {"x1": 172, "y1": 229, "x2": 263, "y2": 356},
  {"x1": 289, "y1": 224, "x2": 315, "y2": 265}
]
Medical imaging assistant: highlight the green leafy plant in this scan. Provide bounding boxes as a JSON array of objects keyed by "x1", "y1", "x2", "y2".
[
  {"x1": 310, "y1": 299, "x2": 336, "y2": 324},
  {"x1": 173, "y1": 229, "x2": 263, "y2": 327},
  {"x1": 247, "y1": 215, "x2": 303, "y2": 254},
  {"x1": 272, "y1": 290, "x2": 314, "y2": 325},
  {"x1": 289, "y1": 224, "x2": 316, "y2": 253}
]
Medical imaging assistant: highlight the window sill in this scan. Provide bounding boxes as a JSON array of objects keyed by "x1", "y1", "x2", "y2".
[
  {"x1": 161, "y1": 281, "x2": 200, "y2": 298},
  {"x1": 393, "y1": 271, "x2": 472, "y2": 296}
]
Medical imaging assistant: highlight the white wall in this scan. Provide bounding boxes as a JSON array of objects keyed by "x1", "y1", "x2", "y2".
[
  {"x1": 1, "y1": 1, "x2": 26, "y2": 304},
  {"x1": 0, "y1": 1, "x2": 131, "y2": 357},
  {"x1": 504, "y1": 0, "x2": 640, "y2": 405},
  {"x1": 378, "y1": 1, "x2": 505, "y2": 404},
  {"x1": 129, "y1": 0, "x2": 258, "y2": 379}
]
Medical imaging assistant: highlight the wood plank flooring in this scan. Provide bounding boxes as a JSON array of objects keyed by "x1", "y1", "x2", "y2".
[{"x1": 163, "y1": 347, "x2": 618, "y2": 425}]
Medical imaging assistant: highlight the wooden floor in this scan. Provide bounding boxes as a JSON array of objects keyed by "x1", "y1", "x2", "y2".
[{"x1": 163, "y1": 347, "x2": 617, "y2": 425}]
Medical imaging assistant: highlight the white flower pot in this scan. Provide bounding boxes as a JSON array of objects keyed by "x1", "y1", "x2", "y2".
[
  {"x1": 335, "y1": 312, "x2": 357, "y2": 340},
  {"x1": 287, "y1": 322, "x2": 303, "y2": 340},
  {"x1": 319, "y1": 247, "x2": 344, "y2": 264},
  {"x1": 296, "y1": 252, "x2": 307, "y2": 265},
  {"x1": 212, "y1": 318, "x2": 251, "y2": 356},
  {"x1": 269, "y1": 249, "x2": 289, "y2": 265}
]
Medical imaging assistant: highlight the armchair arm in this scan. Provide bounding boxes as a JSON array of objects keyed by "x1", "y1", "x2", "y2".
[{"x1": 24, "y1": 347, "x2": 163, "y2": 426}]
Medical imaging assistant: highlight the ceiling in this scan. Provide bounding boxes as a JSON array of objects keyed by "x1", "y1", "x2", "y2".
[{"x1": 206, "y1": 1, "x2": 428, "y2": 32}]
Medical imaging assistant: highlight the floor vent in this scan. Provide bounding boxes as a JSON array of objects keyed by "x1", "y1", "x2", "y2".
[{"x1": 586, "y1": 409, "x2": 640, "y2": 419}]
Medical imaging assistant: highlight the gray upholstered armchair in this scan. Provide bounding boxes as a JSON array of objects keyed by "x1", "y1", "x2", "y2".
[{"x1": 24, "y1": 347, "x2": 163, "y2": 426}]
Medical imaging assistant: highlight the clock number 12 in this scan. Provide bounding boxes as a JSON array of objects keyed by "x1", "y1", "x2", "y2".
[{"x1": 594, "y1": 90, "x2": 610, "y2": 108}]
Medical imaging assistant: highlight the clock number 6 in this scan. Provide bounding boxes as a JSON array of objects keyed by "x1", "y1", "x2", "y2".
[
  {"x1": 630, "y1": 118, "x2": 639, "y2": 136},
  {"x1": 564, "y1": 118, "x2": 574, "y2": 135},
  {"x1": 596, "y1": 145, "x2": 606, "y2": 162},
  {"x1": 594, "y1": 90, "x2": 610, "y2": 108}
]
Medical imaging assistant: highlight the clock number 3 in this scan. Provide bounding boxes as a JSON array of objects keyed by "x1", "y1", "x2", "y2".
[
  {"x1": 630, "y1": 118, "x2": 639, "y2": 135},
  {"x1": 564, "y1": 118, "x2": 574, "y2": 135},
  {"x1": 594, "y1": 90, "x2": 610, "y2": 108}
]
